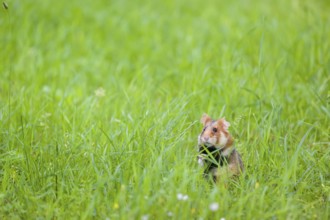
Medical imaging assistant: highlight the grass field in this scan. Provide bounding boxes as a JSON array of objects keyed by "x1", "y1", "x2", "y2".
[{"x1": 1, "y1": 0, "x2": 329, "y2": 219}]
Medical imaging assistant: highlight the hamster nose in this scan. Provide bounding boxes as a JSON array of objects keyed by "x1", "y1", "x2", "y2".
[{"x1": 203, "y1": 137, "x2": 209, "y2": 142}]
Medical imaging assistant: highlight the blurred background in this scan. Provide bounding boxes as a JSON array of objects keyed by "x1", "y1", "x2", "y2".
[{"x1": 0, "y1": 0, "x2": 329, "y2": 219}]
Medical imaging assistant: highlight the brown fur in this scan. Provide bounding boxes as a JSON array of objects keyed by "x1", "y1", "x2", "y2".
[{"x1": 198, "y1": 114, "x2": 244, "y2": 182}]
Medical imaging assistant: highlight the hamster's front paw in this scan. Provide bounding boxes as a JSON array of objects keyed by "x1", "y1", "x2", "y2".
[{"x1": 197, "y1": 155, "x2": 204, "y2": 166}]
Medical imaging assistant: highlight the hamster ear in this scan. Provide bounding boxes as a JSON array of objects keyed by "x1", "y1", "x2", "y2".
[
  {"x1": 218, "y1": 118, "x2": 230, "y2": 131},
  {"x1": 200, "y1": 113, "x2": 212, "y2": 126}
]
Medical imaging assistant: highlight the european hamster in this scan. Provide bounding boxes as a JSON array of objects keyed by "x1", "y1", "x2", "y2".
[{"x1": 198, "y1": 113, "x2": 244, "y2": 182}]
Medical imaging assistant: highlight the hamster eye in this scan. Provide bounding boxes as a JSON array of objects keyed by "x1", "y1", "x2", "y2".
[{"x1": 212, "y1": 127, "x2": 218, "y2": 133}]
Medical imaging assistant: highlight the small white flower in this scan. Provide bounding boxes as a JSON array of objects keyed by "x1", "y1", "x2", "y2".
[
  {"x1": 209, "y1": 202, "x2": 219, "y2": 211},
  {"x1": 42, "y1": 85, "x2": 51, "y2": 93},
  {"x1": 167, "y1": 211, "x2": 173, "y2": 217},
  {"x1": 141, "y1": 214, "x2": 149, "y2": 220},
  {"x1": 220, "y1": 218, "x2": 226, "y2": 220},
  {"x1": 94, "y1": 87, "x2": 105, "y2": 97},
  {"x1": 177, "y1": 193, "x2": 189, "y2": 201}
]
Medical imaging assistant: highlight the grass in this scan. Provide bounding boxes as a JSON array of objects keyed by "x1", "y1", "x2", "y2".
[{"x1": 0, "y1": 0, "x2": 329, "y2": 219}]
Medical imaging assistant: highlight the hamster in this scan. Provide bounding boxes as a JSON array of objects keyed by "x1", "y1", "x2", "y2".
[{"x1": 198, "y1": 113, "x2": 244, "y2": 182}]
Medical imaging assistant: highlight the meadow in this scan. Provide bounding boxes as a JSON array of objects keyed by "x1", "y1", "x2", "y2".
[{"x1": 0, "y1": 0, "x2": 329, "y2": 219}]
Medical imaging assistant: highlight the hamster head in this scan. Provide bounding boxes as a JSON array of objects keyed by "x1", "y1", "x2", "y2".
[{"x1": 198, "y1": 113, "x2": 233, "y2": 148}]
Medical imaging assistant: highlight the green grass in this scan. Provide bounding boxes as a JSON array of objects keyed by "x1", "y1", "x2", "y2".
[{"x1": 1, "y1": 0, "x2": 329, "y2": 219}]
